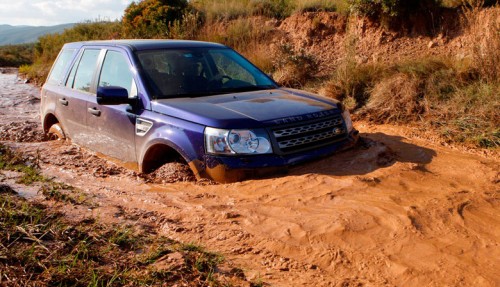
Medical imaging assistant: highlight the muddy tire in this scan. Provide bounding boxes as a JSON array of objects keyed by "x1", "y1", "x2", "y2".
[
  {"x1": 48, "y1": 123, "x2": 65, "y2": 141},
  {"x1": 148, "y1": 162, "x2": 196, "y2": 183}
]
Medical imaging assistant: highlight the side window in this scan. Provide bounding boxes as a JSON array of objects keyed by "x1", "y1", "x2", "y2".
[
  {"x1": 47, "y1": 49, "x2": 74, "y2": 85},
  {"x1": 98, "y1": 50, "x2": 137, "y2": 98},
  {"x1": 71, "y1": 49, "x2": 100, "y2": 92}
]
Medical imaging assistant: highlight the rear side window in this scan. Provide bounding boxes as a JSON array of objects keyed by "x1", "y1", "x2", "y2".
[
  {"x1": 98, "y1": 50, "x2": 137, "y2": 98},
  {"x1": 67, "y1": 49, "x2": 100, "y2": 93},
  {"x1": 47, "y1": 49, "x2": 74, "y2": 85}
]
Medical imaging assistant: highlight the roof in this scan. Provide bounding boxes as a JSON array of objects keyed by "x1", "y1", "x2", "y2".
[{"x1": 62, "y1": 39, "x2": 227, "y2": 51}]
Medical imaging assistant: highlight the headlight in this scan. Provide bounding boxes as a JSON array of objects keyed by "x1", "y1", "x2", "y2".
[
  {"x1": 205, "y1": 127, "x2": 272, "y2": 155},
  {"x1": 342, "y1": 109, "x2": 354, "y2": 132},
  {"x1": 338, "y1": 102, "x2": 353, "y2": 133}
]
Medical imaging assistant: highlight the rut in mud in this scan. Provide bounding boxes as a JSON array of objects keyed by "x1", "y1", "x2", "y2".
[
  {"x1": 0, "y1": 121, "x2": 47, "y2": 142},
  {"x1": 1, "y1": 71, "x2": 499, "y2": 286}
]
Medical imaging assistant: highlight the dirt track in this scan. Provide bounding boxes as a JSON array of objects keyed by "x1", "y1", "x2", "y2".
[{"x1": 1, "y1": 71, "x2": 499, "y2": 286}]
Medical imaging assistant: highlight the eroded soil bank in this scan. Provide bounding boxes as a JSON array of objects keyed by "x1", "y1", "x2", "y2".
[{"x1": 1, "y1": 71, "x2": 498, "y2": 286}]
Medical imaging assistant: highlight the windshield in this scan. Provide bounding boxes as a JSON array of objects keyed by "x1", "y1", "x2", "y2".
[{"x1": 136, "y1": 48, "x2": 277, "y2": 99}]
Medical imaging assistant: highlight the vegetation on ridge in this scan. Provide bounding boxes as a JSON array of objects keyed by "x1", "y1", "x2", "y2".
[{"x1": 0, "y1": 44, "x2": 34, "y2": 67}]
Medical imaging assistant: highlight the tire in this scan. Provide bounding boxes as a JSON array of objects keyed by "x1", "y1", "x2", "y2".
[{"x1": 47, "y1": 123, "x2": 65, "y2": 141}]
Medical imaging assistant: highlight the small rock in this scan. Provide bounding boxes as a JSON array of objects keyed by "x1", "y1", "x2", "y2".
[
  {"x1": 0, "y1": 184, "x2": 17, "y2": 194},
  {"x1": 224, "y1": 212, "x2": 240, "y2": 219}
]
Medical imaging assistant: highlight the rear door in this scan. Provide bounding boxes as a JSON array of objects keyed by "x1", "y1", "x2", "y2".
[
  {"x1": 41, "y1": 47, "x2": 76, "y2": 131},
  {"x1": 59, "y1": 48, "x2": 102, "y2": 144},
  {"x1": 85, "y1": 48, "x2": 138, "y2": 163}
]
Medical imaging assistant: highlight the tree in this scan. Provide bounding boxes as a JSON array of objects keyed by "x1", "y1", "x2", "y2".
[{"x1": 122, "y1": 0, "x2": 188, "y2": 39}]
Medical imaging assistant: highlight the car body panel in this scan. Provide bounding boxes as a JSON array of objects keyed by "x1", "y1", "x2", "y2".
[
  {"x1": 51, "y1": 85, "x2": 89, "y2": 143},
  {"x1": 152, "y1": 89, "x2": 339, "y2": 129},
  {"x1": 86, "y1": 100, "x2": 138, "y2": 163}
]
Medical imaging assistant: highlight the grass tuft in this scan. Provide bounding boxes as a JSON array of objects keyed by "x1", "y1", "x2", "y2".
[{"x1": 0, "y1": 144, "x2": 45, "y2": 184}]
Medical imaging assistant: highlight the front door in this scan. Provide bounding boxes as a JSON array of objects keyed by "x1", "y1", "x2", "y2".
[{"x1": 86, "y1": 49, "x2": 138, "y2": 163}]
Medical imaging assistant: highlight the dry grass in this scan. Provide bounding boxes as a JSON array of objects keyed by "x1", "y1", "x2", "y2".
[
  {"x1": 196, "y1": 17, "x2": 276, "y2": 72},
  {"x1": 245, "y1": 44, "x2": 276, "y2": 74},
  {"x1": 294, "y1": 0, "x2": 346, "y2": 12},
  {"x1": 272, "y1": 43, "x2": 319, "y2": 88},
  {"x1": 192, "y1": 0, "x2": 255, "y2": 21},
  {"x1": 461, "y1": 1, "x2": 500, "y2": 83},
  {"x1": 322, "y1": 18, "x2": 381, "y2": 109},
  {"x1": 191, "y1": 0, "x2": 349, "y2": 21},
  {"x1": 323, "y1": 63, "x2": 382, "y2": 110},
  {"x1": 322, "y1": 43, "x2": 499, "y2": 148},
  {"x1": 362, "y1": 73, "x2": 428, "y2": 123}
]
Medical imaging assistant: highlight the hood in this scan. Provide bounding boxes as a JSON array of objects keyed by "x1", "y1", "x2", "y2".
[{"x1": 151, "y1": 88, "x2": 341, "y2": 128}]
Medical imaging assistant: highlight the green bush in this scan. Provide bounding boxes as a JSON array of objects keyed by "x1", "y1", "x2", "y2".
[
  {"x1": 0, "y1": 44, "x2": 34, "y2": 67},
  {"x1": 272, "y1": 43, "x2": 319, "y2": 88},
  {"x1": 168, "y1": 10, "x2": 204, "y2": 39},
  {"x1": 293, "y1": 0, "x2": 343, "y2": 12},
  {"x1": 252, "y1": 0, "x2": 293, "y2": 18},
  {"x1": 348, "y1": 0, "x2": 441, "y2": 17},
  {"x1": 122, "y1": 0, "x2": 188, "y2": 38}
]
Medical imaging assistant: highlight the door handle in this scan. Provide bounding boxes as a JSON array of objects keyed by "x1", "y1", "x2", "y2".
[
  {"x1": 59, "y1": 98, "x2": 68, "y2": 106},
  {"x1": 88, "y1": 107, "x2": 101, "y2": 116}
]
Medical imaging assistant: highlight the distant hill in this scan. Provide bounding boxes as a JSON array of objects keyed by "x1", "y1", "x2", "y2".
[{"x1": 0, "y1": 23, "x2": 75, "y2": 45}]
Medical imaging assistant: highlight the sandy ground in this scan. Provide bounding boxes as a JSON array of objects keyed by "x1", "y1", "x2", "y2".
[{"x1": 1, "y1": 71, "x2": 499, "y2": 286}]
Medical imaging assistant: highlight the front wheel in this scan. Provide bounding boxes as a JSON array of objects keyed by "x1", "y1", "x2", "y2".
[{"x1": 47, "y1": 123, "x2": 65, "y2": 141}]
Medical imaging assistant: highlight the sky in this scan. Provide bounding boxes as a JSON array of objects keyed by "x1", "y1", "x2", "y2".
[{"x1": 0, "y1": 0, "x2": 135, "y2": 26}]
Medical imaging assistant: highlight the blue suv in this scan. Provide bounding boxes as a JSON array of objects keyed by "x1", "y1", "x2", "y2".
[{"x1": 40, "y1": 40, "x2": 359, "y2": 182}]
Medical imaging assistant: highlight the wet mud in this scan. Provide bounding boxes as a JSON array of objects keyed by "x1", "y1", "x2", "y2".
[
  {"x1": 1, "y1": 71, "x2": 499, "y2": 286},
  {"x1": 145, "y1": 162, "x2": 197, "y2": 184},
  {"x1": 0, "y1": 121, "x2": 47, "y2": 142}
]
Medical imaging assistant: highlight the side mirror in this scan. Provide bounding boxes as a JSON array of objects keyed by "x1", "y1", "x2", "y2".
[{"x1": 96, "y1": 86, "x2": 130, "y2": 105}]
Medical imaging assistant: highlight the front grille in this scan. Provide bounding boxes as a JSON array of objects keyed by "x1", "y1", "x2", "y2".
[{"x1": 271, "y1": 115, "x2": 347, "y2": 154}]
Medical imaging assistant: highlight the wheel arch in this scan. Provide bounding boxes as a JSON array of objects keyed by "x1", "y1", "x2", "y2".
[
  {"x1": 139, "y1": 139, "x2": 204, "y2": 178},
  {"x1": 42, "y1": 113, "x2": 60, "y2": 134}
]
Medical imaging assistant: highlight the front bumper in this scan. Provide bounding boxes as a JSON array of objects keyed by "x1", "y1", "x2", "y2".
[{"x1": 197, "y1": 129, "x2": 360, "y2": 183}]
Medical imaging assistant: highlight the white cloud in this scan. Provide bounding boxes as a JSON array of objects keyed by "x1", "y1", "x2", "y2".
[{"x1": 0, "y1": 0, "x2": 134, "y2": 26}]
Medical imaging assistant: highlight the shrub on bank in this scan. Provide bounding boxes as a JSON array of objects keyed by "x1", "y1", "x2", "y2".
[
  {"x1": 122, "y1": 0, "x2": 188, "y2": 38},
  {"x1": 272, "y1": 43, "x2": 319, "y2": 88},
  {"x1": 324, "y1": 56, "x2": 499, "y2": 148},
  {"x1": 0, "y1": 44, "x2": 34, "y2": 67},
  {"x1": 190, "y1": 0, "x2": 348, "y2": 21}
]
